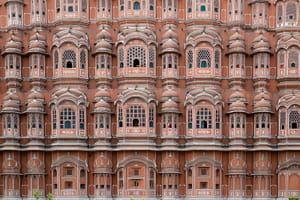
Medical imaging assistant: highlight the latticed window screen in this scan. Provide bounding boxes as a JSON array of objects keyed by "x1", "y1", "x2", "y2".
[
  {"x1": 187, "y1": 0, "x2": 192, "y2": 12},
  {"x1": 187, "y1": 49, "x2": 193, "y2": 68},
  {"x1": 288, "y1": 50, "x2": 298, "y2": 68},
  {"x1": 196, "y1": 108, "x2": 212, "y2": 129},
  {"x1": 80, "y1": 50, "x2": 86, "y2": 69},
  {"x1": 149, "y1": 47, "x2": 155, "y2": 68},
  {"x1": 149, "y1": 107, "x2": 154, "y2": 127},
  {"x1": 118, "y1": 107, "x2": 123, "y2": 127},
  {"x1": 126, "y1": 105, "x2": 146, "y2": 127},
  {"x1": 119, "y1": 48, "x2": 124, "y2": 68},
  {"x1": 214, "y1": 0, "x2": 219, "y2": 12},
  {"x1": 53, "y1": 109, "x2": 57, "y2": 129},
  {"x1": 62, "y1": 50, "x2": 76, "y2": 68},
  {"x1": 214, "y1": 49, "x2": 220, "y2": 68},
  {"x1": 197, "y1": 49, "x2": 211, "y2": 68},
  {"x1": 38, "y1": 115, "x2": 43, "y2": 128},
  {"x1": 280, "y1": 111, "x2": 286, "y2": 130},
  {"x1": 54, "y1": 50, "x2": 59, "y2": 68},
  {"x1": 279, "y1": 52, "x2": 284, "y2": 66},
  {"x1": 82, "y1": 0, "x2": 87, "y2": 12},
  {"x1": 286, "y1": 3, "x2": 296, "y2": 21},
  {"x1": 277, "y1": 4, "x2": 283, "y2": 22},
  {"x1": 60, "y1": 108, "x2": 76, "y2": 129},
  {"x1": 289, "y1": 110, "x2": 300, "y2": 129},
  {"x1": 127, "y1": 47, "x2": 146, "y2": 67},
  {"x1": 188, "y1": 109, "x2": 193, "y2": 128},
  {"x1": 79, "y1": 109, "x2": 85, "y2": 129},
  {"x1": 216, "y1": 109, "x2": 220, "y2": 128}
]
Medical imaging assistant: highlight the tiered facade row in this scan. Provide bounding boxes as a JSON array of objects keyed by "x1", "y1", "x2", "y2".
[{"x1": 0, "y1": 0, "x2": 300, "y2": 199}]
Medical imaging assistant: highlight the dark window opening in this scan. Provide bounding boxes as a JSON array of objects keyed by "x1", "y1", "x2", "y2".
[
  {"x1": 201, "y1": 120, "x2": 208, "y2": 128},
  {"x1": 133, "y1": 59, "x2": 140, "y2": 67},
  {"x1": 67, "y1": 61, "x2": 73, "y2": 68},
  {"x1": 133, "y1": 2, "x2": 141, "y2": 10},
  {"x1": 133, "y1": 119, "x2": 139, "y2": 127}
]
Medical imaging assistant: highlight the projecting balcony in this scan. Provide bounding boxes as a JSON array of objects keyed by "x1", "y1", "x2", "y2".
[{"x1": 278, "y1": 190, "x2": 300, "y2": 197}]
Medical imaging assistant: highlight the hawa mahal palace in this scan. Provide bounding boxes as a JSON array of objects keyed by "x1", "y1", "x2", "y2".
[{"x1": 0, "y1": 0, "x2": 300, "y2": 199}]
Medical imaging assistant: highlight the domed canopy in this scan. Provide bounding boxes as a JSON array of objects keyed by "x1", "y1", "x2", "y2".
[
  {"x1": 161, "y1": 38, "x2": 179, "y2": 54},
  {"x1": 2, "y1": 91, "x2": 21, "y2": 113},
  {"x1": 28, "y1": 31, "x2": 48, "y2": 54},
  {"x1": 229, "y1": 90, "x2": 246, "y2": 102},
  {"x1": 26, "y1": 90, "x2": 45, "y2": 113},
  {"x1": 162, "y1": 27, "x2": 178, "y2": 41},
  {"x1": 227, "y1": 31, "x2": 246, "y2": 54},
  {"x1": 254, "y1": 98, "x2": 272, "y2": 113},
  {"x1": 2, "y1": 32, "x2": 23, "y2": 55},
  {"x1": 251, "y1": 34, "x2": 271, "y2": 54},
  {"x1": 27, "y1": 100, "x2": 44, "y2": 113},
  {"x1": 228, "y1": 101, "x2": 247, "y2": 113},
  {"x1": 94, "y1": 99, "x2": 112, "y2": 114},
  {"x1": 161, "y1": 99, "x2": 180, "y2": 113},
  {"x1": 94, "y1": 26, "x2": 113, "y2": 55},
  {"x1": 94, "y1": 88, "x2": 111, "y2": 102}
]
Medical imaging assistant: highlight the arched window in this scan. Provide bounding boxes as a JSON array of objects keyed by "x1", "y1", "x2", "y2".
[
  {"x1": 277, "y1": 4, "x2": 283, "y2": 24},
  {"x1": 54, "y1": 50, "x2": 59, "y2": 69},
  {"x1": 197, "y1": 49, "x2": 211, "y2": 68},
  {"x1": 286, "y1": 2, "x2": 296, "y2": 22},
  {"x1": 214, "y1": 49, "x2": 220, "y2": 68},
  {"x1": 188, "y1": 109, "x2": 193, "y2": 129},
  {"x1": 79, "y1": 109, "x2": 85, "y2": 129},
  {"x1": 196, "y1": 108, "x2": 212, "y2": 129},
  {"x1": 56, "y1": 0, "x2": 61, "y2": 13},
  {"x1": 62, "y1": 50, "x2": 76, "y2": 68},
  {"x1": 118, "y1": 107, "x2": 123, "y2": 127},
  {"x1": 288, "y1": 50, "x2": 298, "y2": 68},
  {"x1": 149, "y1": 107, "x2": 154, "y2": 127},
  {"x1": 126, "y1": 105, "x2": 146, "y2": 127},
  {"x1": 119, "y1": 48, "x2": 124, "y2": 68},
  {"x1": 133, "y1": 1, "x2": 140, "y2": 10},
  {"x1": 127, "y1": 47, "x2": 146, "y2": 67},
  {"x1": 187, "y1": 49, "x2": 193, "y2": 68},
  {"x1": 60, "y1": 108, "x2": 76, "y2": 129},
  {"x1": 80, "y1": 50, "x2": 86, "y2": 69},
  {"x1": 187, "y1": 0, "x2": 192, "y2": 13},
  {"x1": 289, "y1": 110, "x2": 300, "y2": 129},
  {"x1": 52, "y1": 109, "x2": 57, "y2": 129},
  {"x1": 149, "y1": 47, "x2": 155, "y2": 68}
]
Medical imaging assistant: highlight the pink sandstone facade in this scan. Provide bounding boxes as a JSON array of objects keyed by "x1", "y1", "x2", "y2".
[{"x1": 0, "y1": 0, "x2": 299, "y2": 199}]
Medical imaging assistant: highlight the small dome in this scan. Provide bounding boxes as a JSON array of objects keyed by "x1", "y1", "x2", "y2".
[
  {"x1": 27, "y1": 90, "x2": 44, "y2": 100},
  {"x1": 162, "y1": 28, "x2": 178, "y2": 41},
  {"x1": 96, "y1": 28, "x2": 112, "y2": 41},
  {"x1": 252, "y1": 34, "x2": 271, "y2": 54},
  {"x1": 161, "y1": 99, "x2": 179, "y2": 113},
  {"x1": 94, "y1": 88, "x2": 111, "y2": 101},
  {"x1": 228, "y1": 31, "x2": 246, "y2": 54},
  {"x1": 253, "y1": 92, "x2": 271, "y2": 102},
  {"x1": 27, "y1": 100, "x2": 44, "y2": 113},
  {"x1": 2, "y1": 33, "x2": 23, "y2": 55},
  {"x1": 229, "y1": 101, "x2": 247, "y2": 113},
  {"x1": 161, "y1": 88, "x2": 177, "y2": 98},
  {"x1": 94, "y1": 99, "x2": 111, "y2": 113},
  {"x1": 161, "y1": 38, "x2": 179, "y2": 52},
  {"x1": 230, "y1": 90, "x2": 246, "y2": 101},
  {"x1": 254, "y1": 98, "x2": 272, "y2": 113},
  {"x1": 95, "y1": 38, "x2": 112, "y2": 54},
  {"x1": 28, "y1": 31, "x2": 47, "y2": 54},
  {"x1": 2, "y1": 91, "x2": 21, "y2": 112}
]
